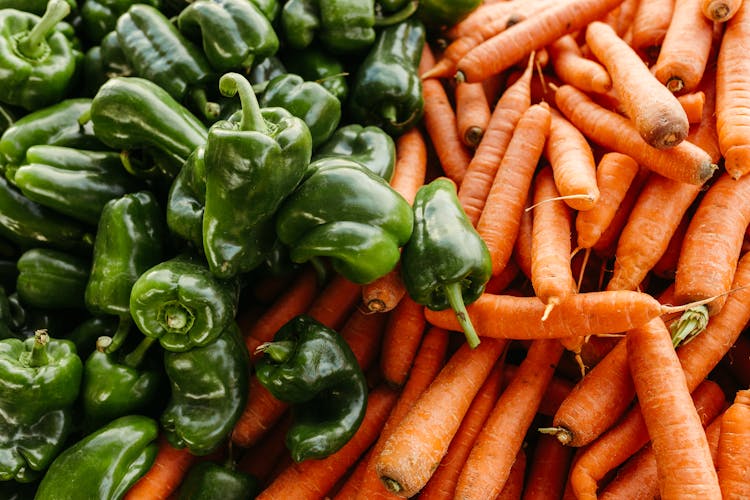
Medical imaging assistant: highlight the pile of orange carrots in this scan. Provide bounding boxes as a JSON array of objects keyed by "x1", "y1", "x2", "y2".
[{"x1": 123, "y1": 0, "x2": 750, "y2": 498}]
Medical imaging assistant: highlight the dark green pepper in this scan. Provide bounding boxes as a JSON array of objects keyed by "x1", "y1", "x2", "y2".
[
  {"x1": 0, "y1": 0, "x2": 76, "y2": 15},
  {"x1": 416, "y1": 0, "x2": 481, "y2": 30},
  {"x1": 99, "y1": 29, "x2": 134, "y2": 79},
  {"x1": 255, "y1": 314, "x2": 367, "y2": 462},
  {"x1": 0, "y1": 0, "x2": 81, "y2": 111},
  {"x1": 0, "y1": 330, "x2": 83, "y2": 482},
  {"x1": 260, "y1": 72, "x2": 341, "y2": 148},
  {"x1": 314, "y1": 123, "x2": 395, "y2": 181},
  {"x1": 15, "y1": 248, "x2": 90, "y2": 310},
  {"x1": 80, "y1": 0, "x2": 161, "y2": 44},
  {"x1": 162, "y1": 322, "x2": 249, "y2": 455},
  {"x1": 275, "y1": 158, "x2": 413, "y2": 284},
  {"x1": 0, "y1": 104, "x2": 15, "y2": 136},
  {"x1": 348, "y1": 18, "x2": 425, "y2": 136},
  {"x1": 401, "y1": 177, "x2": 492, "y2": 348},
  {"x1": 0, "y1": 285, "x2": 12, "y2": 339},
  {"x1": 318, "y1": 0, "x2": 376, "y2": 52},
  {"x1": 281, "y1": 44, "x2": 348, "y2": 102},
  {"x1": 66, "y1": 314, "x2": 118, "y2": 359},
  {"x1": 178, "y1": 460, "x2": 259, "y2": 500},
  {"x1": 166, "y1": 145, "x2": 206, "y2": 251},
  {"x1": 129, "y1": 254, "x2": 240, "y2": 352},
  {"x1": 203, "y1": 72, "x2": 312, "y2": 279},
  {"x1": 279, "y1": 0, "x2": 319, "y2": 50},
  {"x1": 12, "y1": 146, "x2": 142, "y2": 226},
  {"x1": 177, "y1": 0, "x2": 279, "y2": 73},
  {"x1": 34, "y1": 414, "x2": 158, "y2": 500}
]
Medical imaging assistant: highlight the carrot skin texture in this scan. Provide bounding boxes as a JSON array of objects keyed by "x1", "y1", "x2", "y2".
[
  {"x1": 630, "y1": 0, "x2": 676, "y2": 57},
  {"x1": 380, "y1": 295, "x2": 427, "y2": 387},
  {"x1": 123, "y1": 436, "x2": 198, "y2": 500},
  {"x1": 716, "y1": 389, "x2": 750, "y2": 498},
  {"x1": 548, "y1": 34, "x2": 613, "y2": 95}
]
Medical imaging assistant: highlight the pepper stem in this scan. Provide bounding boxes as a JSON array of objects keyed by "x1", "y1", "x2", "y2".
[
  {"x1": 218, "y1": 72, "x2": 267, "y2": 133},
  {"x1": 189, "y1": 87, "x2": 221, "y2": 121},
  {"x1": 159, "y1": 300, "x2": 195, "y2": 334},
  {"x1": 443, "y1": 282, "x2": 481, "y2": 349},
  {"x1": 669, "y1": 305, "x2": 709, "y2": 347},
  {"x1": 105, "y1": 316, "x2": 131, "y2": 354},
  {"x1": 256, "y1": 340, "x2": 296, "y2": 364},
  {"x1": 16, "y1": 0, "x2": 71, "y2": 59},
  {"x1": 375, "y1": 0, "x2": 419, "y2": 26},
  {"x1": 25, "y1": 329, "x2": 50, "y2": 367},
  {"x1": 122, "y1": 336, "x2": 156, "y2": 368}
]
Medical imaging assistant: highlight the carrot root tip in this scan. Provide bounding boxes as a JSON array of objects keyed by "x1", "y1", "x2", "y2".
[
  {"x1": 381, "y1": 476, "x2": 404, "y2": 495},
  {"x1": 537, "y1": 426, "x2": 574, "y2": 446}
]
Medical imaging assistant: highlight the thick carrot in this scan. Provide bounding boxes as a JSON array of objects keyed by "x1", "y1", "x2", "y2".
[
  {"x1": 341, "y1": 307, "x2": 388, "y2": 372},
  {"x1": 455, "y1": 81, "x2": 492, "y2": 148},
  {"x1": 457, "y1": 53, "x2": 534, "y2": 227},
  {"x1": 374, "y1": 338, "x2": 508, "y2": 498},
  {"x1": 361, "y1": 266, "x2": 406, "y2": 314},
  {"x1": 306, "y1": 273, "x2": 362, "y2": 331},
  {"x1": 503, "y1": 363, "x2": 575, "y2": 417},
  {"x1": 554, "y1": 84, "x2": 717, "y2": 185},
  {"x1": 630, "y1": 0, "x2": 675, "y2": 60},
  {"x1": 477, "y1": 102, "x2": 551, "y2": 276},
  {"x1": 454, "y1": 339, "x2": 565, "y2": 500},
  {"x1": 521, "y1": 432, "x2": 576, "y2": 500},
  {"x1": 716, "y1": 0, "x2": 750, "y2": 179},
  {"x1": 702, "y1": 0, "x2": 743, "y2": 21},
  {"x1": 496, "y1": 449, "x2": 528, "y2": 500},
  {"x1": 123, "y1": 436, "x2": 198, "y2": 500},
  {"x1": 445, "y1": 0, "x2": 538, "y2": 39},
  {"x1": 454, "y1": 0, "x2": 628, "y2": 83},
  {"x1": 674, "y1": 171, "x2": 750, "y2": 315},
  {"x1": 380, "y1": 295, "x2": 427, "y2": 387},
  {"x1": 330, "y1": 449, "x2": 372, "y2": 500},
  {"x1": 547, "y1": 34, "x2": 613, "y2": 95},
  {"x1": 716, "y1": 388, "x2": 750, "y2": 498},
  {"x1": 256, "y1": 385, "x2": 399, "y2": 500},
  {"x1": 231, "y1": 376, "x2": 289, "y2": 448}
]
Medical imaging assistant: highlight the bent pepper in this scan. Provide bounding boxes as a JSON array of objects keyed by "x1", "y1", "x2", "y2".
[
  {"x1": 15, "y1": 247, "x2": 90, "y2": 310},
  {"x1": 313, "y1": 123, "x2": 395, "y2": 181},
  {"x1": 401, "y1": 177, "x2": 492, "y2": 348},
  {"x1": 255, "y1": 314, "x2": 367, "y2": 462},
  {"x1": 79, "y1": 0, "x2": 161, "y2": 44}
]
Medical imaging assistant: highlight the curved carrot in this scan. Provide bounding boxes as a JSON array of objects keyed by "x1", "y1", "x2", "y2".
[
  {"x1": 124, "y1": 436, "x2": 198, "y2": 500},
  {"x1": 379, "y1": 295, "x2": 427, "y2": 387},
  {"x1": 716, "y1": 388, "x2": 750, "y2": 498},
  {"x1": 547, "y1": 34, "x2": 612, "y2": 95},
  {"x1": 455, "y1": 81, "x2": 491, "y2": 148},
  {"x1": 701, "y1": 0, "x2": 743, "y2": 21}
]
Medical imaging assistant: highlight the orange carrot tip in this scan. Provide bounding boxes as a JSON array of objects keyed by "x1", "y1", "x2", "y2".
[{"x1": 668, "y1": 305, "x2": 709, "y2": 347}]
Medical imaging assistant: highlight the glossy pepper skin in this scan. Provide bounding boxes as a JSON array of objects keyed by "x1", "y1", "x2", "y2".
[
  {"x1": 15, "y1": 248, "x2": 90, "y2": 310},
  {"x1": 260, "y1": 72, "x2": 341, "y2": 148},
  {"x1": 282, "y1": 44, "x2": 348, "y2": 102},
  {"x1": 166, "y1": 145, "x2": 206, "y2": 251},
  {"x1": 275, "y1": 158, "x2": 413, "y2": 284},
  {"x1": 162, "y1": 322, "x2": 249, "y2": 456},
  {"x1": 34, "y1": 414, "x2": 159, "y2": 500},
  {"x1": 177, "y1": 460, "x2": 259, "y2": 500},
  {"x1": 0, "y1": 0, "x2": 81, "y2": 111},
  {"x1": 129, "y1": 254, "x2": 240, "y2": 352},
  {"x1": 401, "y1": 177, "x2": 492, "y2": 348},
  {"x1": 417, "y1": 0, "x2": 481, "y2": 30},
  {"x1": 88, "y1": 77, "x2": 208, "y2": 180},
  {"x1": 0, "y1": 330, "x2": 83, "y2": 482},
  {"x1": 177, "y1": 0, "x2": 278, "y2": 73},
  {"x1": 79, "y1": 0, "x2": 161, "y2": 44},
  {"x1": 281, "y1": 0, "x2": 376, "y2": 53},
  {"x1": 348, "y1": 18, "x2": 425, "y2": 136},
  {"x1": 279, "y1": 0, "x2": 318, "y2": 49},
  {"x1": 314, "y1": 123, "x2": 395, "y2": 181},
  {"x1": 203, "y1": 72, "x2": 312, "y2": 279},
  {"x1": 256, "y1": 314, "x2": 367, "y2": 462}
]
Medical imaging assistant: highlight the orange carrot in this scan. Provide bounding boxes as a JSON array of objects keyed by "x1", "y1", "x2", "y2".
[
  {"x1": 124, "y1": 436, "x2": 198, "y2": 500},
  {"x1": 496, "y1": 449, "x2": 528, "y2": 500},
  {"x1": 652, "y1": 211, "x2": 690, "y2": 280},
  {"x1": 521, "y1": 432, "x2": 575, "y2": 500},
  {"x1": 340, "y1": 307, "x2": 388, "y2": 372},
  {"x1": 702, "y1": 0, "x2": 743, "y2": 21},
  {"x1": 231, "y1": 376, "x2": 289, "y2": 448},
  {"x1": 630, "y1": 0, "x2": 676, "y2": 61},
  {"x1": 236, "y1": 414, "x2": 292, "y2": 486},
  {"x1": 380, "y1": 295, "x2": 427, "y2": 387},
  {"x1": 688, "y1": 62, "x2": 722, "y2": 164},
  {"x1": 374, "y1": 338, "x2": 508, "y2": 498},
  {"x1": 513, "y1": 191, "x2": 534, "y2": 280},
  {"x1": 503, "y1": 363, "x2": 575, "y2": 417},
  {"x1": 548, "y1": 34, "x2": 613, "y2": 95},
  {"x1": 716, "y1": 388, "x2": 750, "y2": 498},
  {"x1": 455, "y1": 81, "x2": 492, "y2": 148},
  {"x1": 330, "y1": 449, "x2": 372, "y2": 500},
  {"x1": 445, "y1": 0, "x2": 540, "y2": 39},
  {"x1": 361, "y1": 266, "x2": 407, "y2": 315},
  {"x1": 679, "y1": 91, "x2": 707, "y2": 124},
  {"x1": 306, "y1": 273, "x2": 362, "y2": 331},
  {"x1": 554, "y1": 84, "x2": 716, "y2": 185},
  {"x1": 256, "y1": 385, "x2": 399, "y2": 500},
  {"x1": 605, "y1": 0, "x2": 641, "y2": 36},
  {"x1": 454, "y1": 0, "x2": 628, "y2": 83},
  {"x1": 477, "y1": 102, "x2": 551, "y2": 276}
]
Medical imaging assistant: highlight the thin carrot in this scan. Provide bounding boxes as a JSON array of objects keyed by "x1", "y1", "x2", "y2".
[
  {"x1": 547, "y1": 34, "x2": 613, "y2": 95},
  {"x1": 374, "y1": 338, "x2": 508, "y2": 498},
  {"x1": 630, "y1": 0, "x2": 675, "y2": 60},
  {"x1": 256, "y1": 385, "x2": 399, "y2": 500},
  {"x1": 554, "y1": 84, "x2": 717, "y2": 185},
  {"x1": 231, "y1": 376, "x2": 289, "y2": 448},
  {"x1": 457, "y1": 53, "x2": 534, "y2": 227},
  {"x1": 306, "y1": 273, "x2": 362, "y2": 331},
  {"x1": 340, "y1": 307, "x2": 388, "y2": 372},
  {"x1": 454, "y1": 339, "x2": 565, "y2": 500},
  {"x1": 716, "y1": 388, "x2": 750, "y2": 498},
  {"x1": 716, "y1": 0, "x2": 750, "y2": 178},
  {"x1": 504, "y1": 364, "x2": 575, "y2": 417},
  {"x1": 688, "y1": 62, "x2": 722, "y2": 163},
  {"x1": 123, "y1": 435, "x2": 198, "y2": 500},
  {"x1": 605, "y1": 0, "x2": 641, "y2": 36},
  {"x1": 521, "y1": 432, "x2": 575, "y2": 500},
  {"x1": 652, "y1": 211, "x2": 690, "y2": 280},
  {"x1": 477, "y1": 102, "x2": 551, "y2": 276},
  {"x1": 380, "y1": 295, "x2": 427, "y2": 387},
  {"x1": 236, "y1": 413, "x2": 292, "y2": 486},
  {"x1": 330, "y1": 449, "x2": 372, "y2": 500},
  {"x1": 513, "y1": 191, "x2": 534, "y2": 280},
  {"x1": 455, "y1": 81, "x2": 492, "y2": 148},
  {"x1": 702, "y1": 0, "x2": 743, "y2": 21},
  {"x1": 496, "y1": 449, "x2": 528, "y2": 500},
  {"x1": 388, "y1": 126, "x2": 428, "y2": 206},
  {"x1": 679, "y1": 91, "x2": 707, "y2": 124},
  {"x1": 454, "y1": 0, "x2": 628, "y2": 83}
]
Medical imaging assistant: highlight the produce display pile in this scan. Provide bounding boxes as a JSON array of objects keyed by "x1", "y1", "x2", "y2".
[{"x1": 0, "y1": 0, "x2": 749, "y2": 498}]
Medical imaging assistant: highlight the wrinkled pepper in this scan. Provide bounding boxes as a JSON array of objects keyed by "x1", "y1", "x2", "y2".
[
  {"x1": 260, "y1": 72, "x2": 341, "y2": 148},
  {"x1": 0, "y1": 0, "x2": 81, "y2": 111},
  {"x1": 166, "y1": 145, "x2": 206, "y2": 251},
  {"x1": 161, "y1": 322, "x2": 249, "y2": 455},
  {"x1": 256, "y1": 314, "x2": 367, "y2": 462},
  {"x1": 34, "y1": 414, "x2": 159, "y2": 500},
  {"x1": 313, "y1": 123, "x2": 395, "y2": 181},
  {"x1": 177, "y1": 460, "x2": 259, "y2": 500},
  {"x1": 275, "y1": 158, "x2": 413, "y2": 284},
  {"x1": 15, "y1": 248, "x2": 90, "y2": 310},
  {"x1": 281, "y1": 44, "x2": 349, "y2": 102},
  {"x1": 0, "y1": 330, "x2": 83, "y2": 482},
  {"x1": 79, "y1": 0, "x2": 161, "y2": 44},
  {"x1": 348, "y1": 18, "x2": 425, "y2": 135},
  {"x1": 203, "y1": 72, "x2": 312, "y2": 279},
  {"x1": 177, "y1": 0, "x2": 278, "y2": 73},
  {"x1": 401, "y1": 177, "x2": 492, "y2": 348}
]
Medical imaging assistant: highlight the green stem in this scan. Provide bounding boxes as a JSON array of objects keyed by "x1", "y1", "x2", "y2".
[
  {"x1": 669, "y1": 305, "x2": 709, "y2": 347},
  {"x1": 122, "y1": 336, "x2": 156, "y2": 368},
  {"x1": 443, "y1": 282, "x2": 481, "y2": 349},
  {"x1": 381, "y1": 103, "x2": 398, "y2": 124},
  {"x1": 374, "y1": 0, "x2": 419, "y2": 26},
  {"x1": 219, "y1": 72, "x2": 267, "y2": 133},
  {"x1": 258, "y1": 339, "x2": 296, "y2": 364},
  {"x1": 16, "y1": 0, "x2": 71, "y2": 59},
  {"x1": 105, "y1": 315, "x2": 131, "y2": 354},
  {"x1": 190, "y1": 87, "x2": 221, "y2": 121},
  {"x1": 27, "y1": 329, "x2": 50, "y2": 367}
]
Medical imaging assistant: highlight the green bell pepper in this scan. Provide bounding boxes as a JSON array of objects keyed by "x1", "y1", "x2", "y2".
[
  {"x1": 281, "y1": 44, "x2": 349, "y2": 102},
  {"x1": 314, "y1": 123, "x2": 396, "y2": 181},
  {"x1": 12, "y1": 146, "x2": 142, "y2": 226},
  {"x1": 255, "y1": 314, "x2": 367, "y2": 462},
  {"x1": 0, "y1": 330, "x2": 83, "y2": 482},
  {"x1": 166, "y1": 145, "x2": 206, "y2": 251},
  {"x1": 34, "y1": 414, "x2": 159, "y2": 500},
  {"x1": 0, "y1": 0, "x2": 75, "y2": 15},
  {"x1": 275, "y1": 158, "x2": 413, "y2": 284},
  {"x1": 279, "y1": 0, "x2": 318, "y2": 49},
  {"x1": 66, "y1": 314, "x2": 118, "y2": 360},
  {"x1": 348, "y1": 18, "x2": 425, "y2": 136},
  {"x1": 0, "y1": 0, "x2": 81, "y2": 111},
  {"x1": 161, "y1": 322, "x2": 249, "y2": 455},
  {"x1": 80, "y1": 0, "x2": 161, "y2": 44},
  {"x1": 416, "y1": 0, "x2": 481, "y2": 30},
  {"x1": 401, "y1": 177, "x2": 492, "y2": 348},
  {"x1": 129, "y1": 254, "x2": 240, "y2": 352},
  {"x1": 178, "y1": 460, "x2": 259, "y2": 500},
  {"x1": 260, "y1": 72, "x2": 341, "y2": 148},
  {"x1": 87, "y1": 76, "x2": 208, "y2": 180},
  {"x1": 249, "y1": 0, "x2": 279, "y2": 20},
  {"x1": 15, "y1": 248, "x2": 90, "y2": 310},
  {"x1": 203, "y1": 72, "x2": 312, "y2": 279},
  {"x1": 280, "y1": 0, "x2": 377, "y2": 53},
  {"x1": 99, "y1": 29, "x2": 133, "y2": 79},
  {"x1": 177, "y1": 0, "x2": 279, "y2": 73}
]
